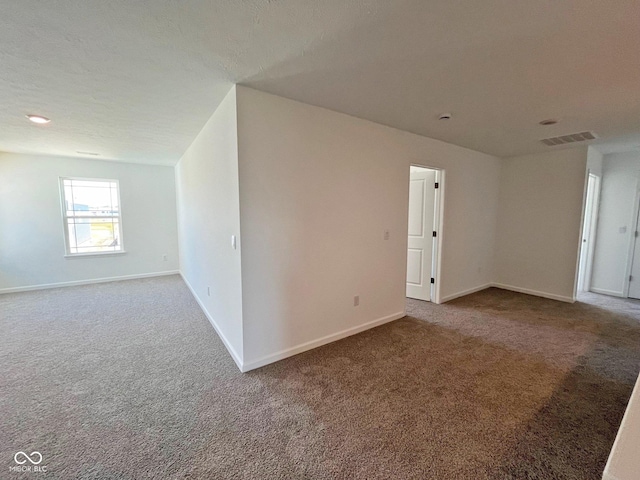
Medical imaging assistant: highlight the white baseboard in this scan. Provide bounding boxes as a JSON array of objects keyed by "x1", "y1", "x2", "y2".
[
  {"x1": 491, "y1": 283, "x2": 575, "y2": 303},
  {"x1": 242, "y1": 311, "x2": 406, "y2": 372},
  {"x1": 590, "y1": 287, "x2": 625, "y2": 298},
  {"x1": 439, "y1": 283, "x2": 493, "y2": 303},
  {"x1": 179, "y1": 273, "x2": 244, "y2": 372},
  {"x1": 0, "y1": 271, "x2": 180, "y2": 295}
]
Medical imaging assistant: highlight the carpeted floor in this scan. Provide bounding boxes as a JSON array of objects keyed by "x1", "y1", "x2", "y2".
[{"x1": 2, "y1": 276, "x2": 639, "y2": 479}]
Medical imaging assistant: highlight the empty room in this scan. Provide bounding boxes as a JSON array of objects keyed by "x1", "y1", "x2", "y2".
[{"x1": 2, "y1": 2, "x2": 640, "y2": 479}]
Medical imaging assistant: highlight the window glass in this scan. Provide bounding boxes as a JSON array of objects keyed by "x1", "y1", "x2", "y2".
[{"x1": 60, "y1": 178, "x2": 123, "y2": 254}]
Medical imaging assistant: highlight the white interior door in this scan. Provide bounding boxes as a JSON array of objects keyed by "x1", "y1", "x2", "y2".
[
  {"x1": 578, "y1": 174, "x2": 599, "y2": 292},
  {"x1": 406, "y1": 167, "x2": 436, "y2": 301},
  {"x1": 628, "y1": 202, "x2": 640, "y2": 299}
]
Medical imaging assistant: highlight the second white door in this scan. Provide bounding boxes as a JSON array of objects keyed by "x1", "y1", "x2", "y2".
[
  {"x1": 406, "y1": 167, "x2": 436, "y2": 301},
  {"x1": 578, "y1": 174, "x2": 599, "y2": 292}
]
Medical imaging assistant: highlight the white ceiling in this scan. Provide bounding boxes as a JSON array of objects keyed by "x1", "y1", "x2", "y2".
[{"x1": 1, "y1": 0, "x2": 639, "y2": 165}]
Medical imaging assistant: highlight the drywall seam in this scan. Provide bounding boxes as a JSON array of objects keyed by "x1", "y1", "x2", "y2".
[
  {"x1": 180, "y1": 272, "x2": 244, "y2": 371},
  {"x1": 491, "y1": 282, "x2": 575, "y2": 303},
  {"x1": 0, "y1": 271, "x2": 180, "y2": 295},
  {"x1": 242, "y1": 311, "x2": 406, "y2": 372},
  {"x1": 439, "y1": 283, "x2": 493, "y2": 303}
]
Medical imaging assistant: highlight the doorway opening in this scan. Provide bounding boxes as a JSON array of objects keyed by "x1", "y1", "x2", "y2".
[
  {"x1": 627, "y1": 196, "x2": 640, "y2": 299},
  {"x1": 406, "y1": 165, "x2": 443, "y2": 303},
  {"x1": 577, "y1": 173, "x2": 600, "y2": 294}
]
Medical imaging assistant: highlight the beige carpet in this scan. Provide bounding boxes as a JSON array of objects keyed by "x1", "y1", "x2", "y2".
[{"x1": 1, "y1": 276, "x2": 639, "y2": 479}]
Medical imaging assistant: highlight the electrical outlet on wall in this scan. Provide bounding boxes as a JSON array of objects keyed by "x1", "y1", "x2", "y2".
[
  {"x1": 207, "y1": 286, "x2": 211, "y2": 297},
  {"x1": 354, "y1": 295, "x2": 360, "y2": 307},
  {"x1": 162, "y1": 254, "x2": 168, "y2": 261},
  {"x1": 384, "y1": 230, "x2": 390, "y2": 240}
]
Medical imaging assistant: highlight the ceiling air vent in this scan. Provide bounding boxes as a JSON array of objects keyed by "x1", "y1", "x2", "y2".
[{"x1": 540, "y1": 131, "x2": 597, "y2": 146}]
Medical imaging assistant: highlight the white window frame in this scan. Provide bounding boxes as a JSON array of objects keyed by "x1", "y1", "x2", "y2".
[{"x1": 59, "y1": 177, "x2": 126, "y2": 257}]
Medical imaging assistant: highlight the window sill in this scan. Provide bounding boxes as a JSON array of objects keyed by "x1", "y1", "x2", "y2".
[{"x1": 64, "y1": 251, "x2": 127, "y2": 259}]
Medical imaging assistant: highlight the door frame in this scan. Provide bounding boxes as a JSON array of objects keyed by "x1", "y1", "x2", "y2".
[
  {"x1": 624, "y1": 180, "x2": 640, "y2": 297},
  {"x1": 577, "y1": 173, "x2": 600, "y2": 293},
  {"x1": 406, "y1": 164, "x2": 445, "y2": 304}
]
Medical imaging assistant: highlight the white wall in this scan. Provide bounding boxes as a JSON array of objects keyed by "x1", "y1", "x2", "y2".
[
  {"x1": 494, "y1": 148, "x2": 588, "y2": 302},
  {"x1": 0, "y1": 152, "x2": 179, "y2": 292},
  {"x1": 175, "y1": 86, "x2": 244, "y2": 365},
  {"x1": 603, "y1": 372, "x2": 640, "y2": 480},
  {"x1": 235, "y1": 86, "x2": 501, "y2": 368},
  {"x1": 587, "y1": 146, "x2": 603, "y2": 177},
  {"x1": 591, "y1": 151, "x2": 640, "y2": 296}
]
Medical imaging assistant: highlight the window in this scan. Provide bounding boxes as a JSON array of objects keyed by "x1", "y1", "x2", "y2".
[{"x1": 60, "y1": 178, "x2": 124, "y2": 255}]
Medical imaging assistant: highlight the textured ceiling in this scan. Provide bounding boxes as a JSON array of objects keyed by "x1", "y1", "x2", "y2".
[{"x1": 1, "y1": 0, "x2": 639, "y2": 165}]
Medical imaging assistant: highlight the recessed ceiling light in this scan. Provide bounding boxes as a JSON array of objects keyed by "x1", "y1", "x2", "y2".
[
  {"x1": 26, "y1": 114, "x2": 51, "y2": 124},
  {"x1": 539, "y1": 119, "x2": 558, "y2": 126},
  {"x1": 438, "y1": 113, "x2": 452, "y2": 121}
]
